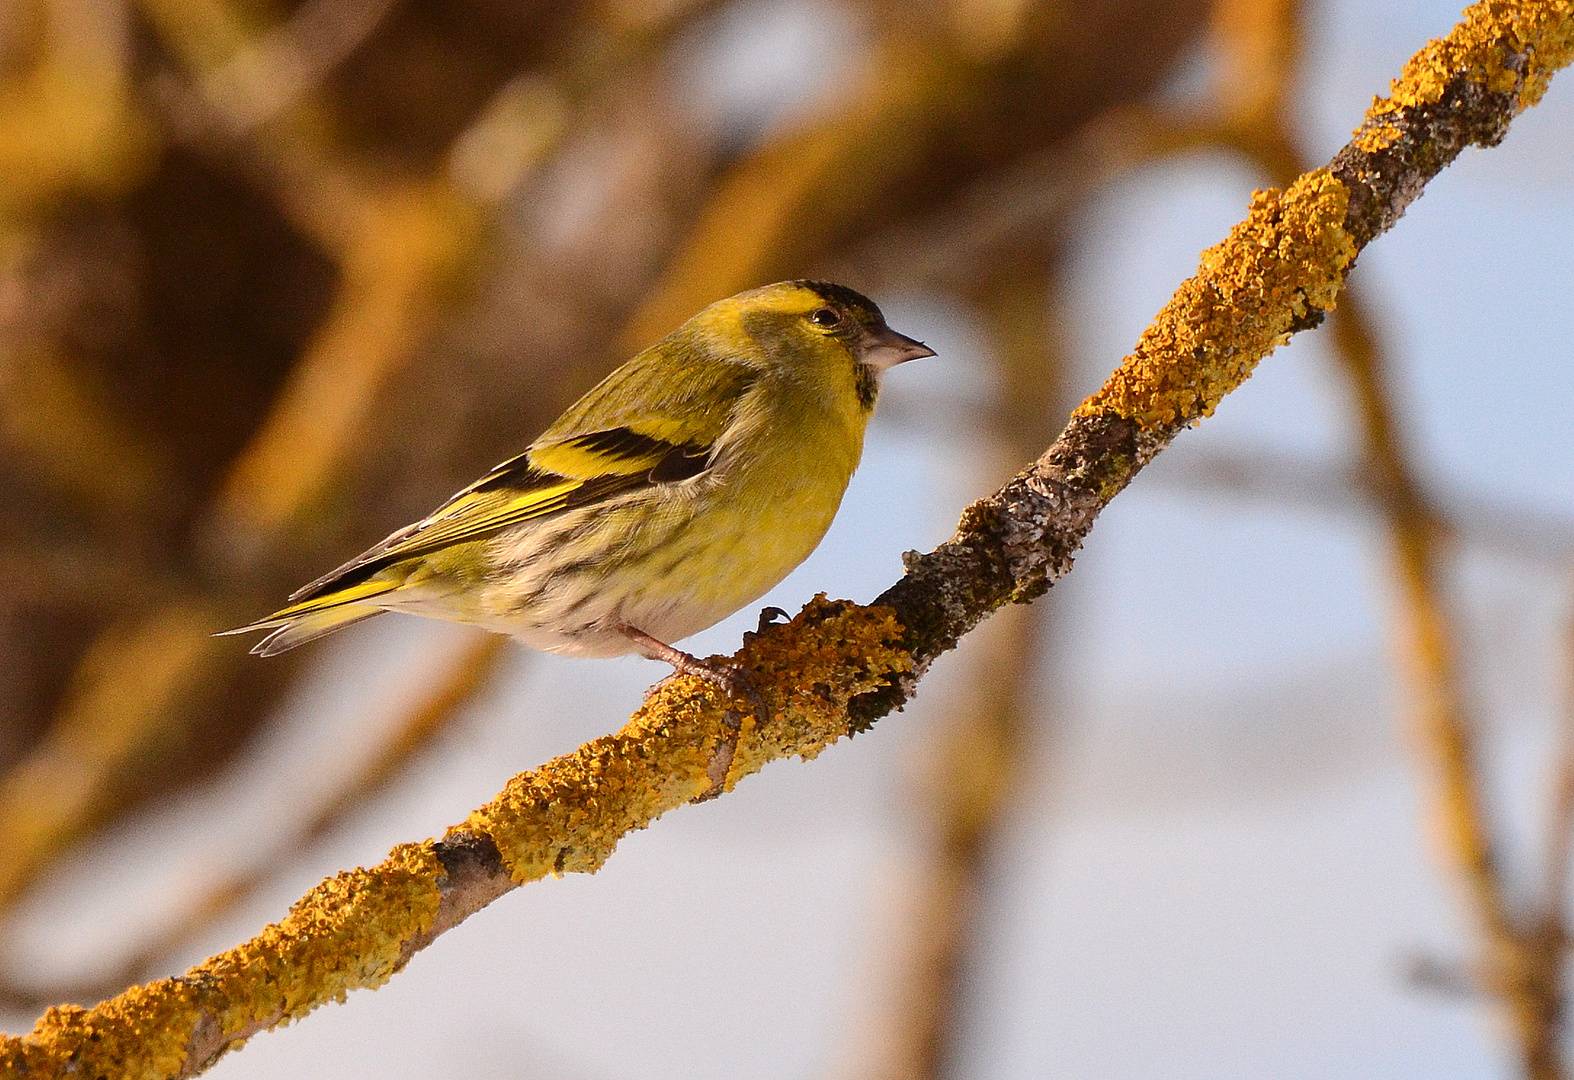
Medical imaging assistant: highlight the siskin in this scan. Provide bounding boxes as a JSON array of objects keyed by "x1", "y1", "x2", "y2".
[{"x1": 225, "y1": 281, "x2": 933, "y2": 698}]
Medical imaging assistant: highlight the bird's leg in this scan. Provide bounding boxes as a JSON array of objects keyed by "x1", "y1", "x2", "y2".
[{"x1": 617, "y1": 624, "x2": 768, "y2": 725}]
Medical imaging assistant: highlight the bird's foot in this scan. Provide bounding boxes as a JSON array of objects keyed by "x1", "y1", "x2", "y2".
[
  {"x1": 674, "y1": 656, "x2": 768, "y2": 728},
  {"x1": 621, "y1": 625, "x2": 768, "y2": 726}
]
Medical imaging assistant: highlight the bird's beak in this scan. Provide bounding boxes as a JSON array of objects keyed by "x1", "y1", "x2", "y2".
[{"x1": 859, "y1": 325, "x2": 936, "y2": 371}]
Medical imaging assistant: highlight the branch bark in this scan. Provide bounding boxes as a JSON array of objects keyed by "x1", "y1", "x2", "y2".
[{"x1": 3, "y1": 1, "x2": 1571, "y2": 1076}]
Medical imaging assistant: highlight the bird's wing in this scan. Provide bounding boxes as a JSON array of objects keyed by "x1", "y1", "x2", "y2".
[
  {"x1": 273, "y1": 356, "x2": 760, "y2": 611},
  {"x1": 217, "y1": 426, "x2": 720, "y2": 650},
  {"x1": 534, "y1": 350, "x2": 759, "y2": 458}
]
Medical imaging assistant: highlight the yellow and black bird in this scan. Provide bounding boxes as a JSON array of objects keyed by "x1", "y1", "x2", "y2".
[{"x1": 225, "y1": 280, "x2": 933, "y2": 692}]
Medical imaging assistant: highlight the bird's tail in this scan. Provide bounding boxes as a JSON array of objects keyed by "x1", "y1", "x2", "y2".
[{"x1": 218, "y1": 579, "x2": 400, "y2": 656}]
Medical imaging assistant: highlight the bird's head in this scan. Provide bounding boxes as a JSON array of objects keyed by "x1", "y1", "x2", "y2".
[{"x1": 693, "y1": 280, "x2": 934, "y2": 411}]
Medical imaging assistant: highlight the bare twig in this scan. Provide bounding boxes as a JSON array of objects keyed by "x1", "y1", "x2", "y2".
[
  {"x1": 1541, "y1": 586, "x2": 1574, "y2": 932},
  {"x1": 0, "y1": 603, "x2": 232, "y2": 912},
  {"x1": 165, "y1": 0, "x2": 720, "y2": 560},
  {"x1": 198, "y1": 0, "x2": 405, "y2": 132},
  {"x1": 832, "y1": 104, "x2": 1215, "y2": 294},
  {"x1": 0, "y1": 0, "x2": 717, "y2": 932},
  {"x1": 1334, "y1": 274, "x2": 1569, "y2": 1080},
  {"x1": 1139, "y1": 445, "x2": 1574, "y2": 567},
  {"x1": 618, "y1": 0, "x2": 1203, "y2": 351}
]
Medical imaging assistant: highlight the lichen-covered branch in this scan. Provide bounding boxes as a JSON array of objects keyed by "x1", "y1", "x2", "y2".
[
  {"x1": 1, "y1": 597, "x2": 913, "y2": 1079},
  {"x1": 869, "y1": 0, "x2": 1571, "y2": 698},
  {"x1": 3, "y1": 1, "x2": 1571, "y2": 1077}
]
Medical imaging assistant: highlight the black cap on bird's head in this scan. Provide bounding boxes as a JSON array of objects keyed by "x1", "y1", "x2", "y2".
[
  {"x1": 796, "y1": 280, "x2": 883, "y2": 321},
  {"x1": 794, "y1": 280, "x2": 936, "y2": 372}
]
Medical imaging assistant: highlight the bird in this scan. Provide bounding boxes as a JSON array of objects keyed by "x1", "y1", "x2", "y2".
[{"x1": 223, "y1": 280, "x2": 933, "y2": 702}]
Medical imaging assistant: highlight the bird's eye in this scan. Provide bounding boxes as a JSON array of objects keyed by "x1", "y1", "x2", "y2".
[{"x1": 808, "y1": 307, "x2": 842, "y2": 328}]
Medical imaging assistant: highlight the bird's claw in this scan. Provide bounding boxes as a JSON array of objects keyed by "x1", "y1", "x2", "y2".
[
  {"x1": 754, "y1": 606, "x2": 790, "y2": 637},
  {"x1": 643, "y1": 672, "x2": 681, "y2": 702}
]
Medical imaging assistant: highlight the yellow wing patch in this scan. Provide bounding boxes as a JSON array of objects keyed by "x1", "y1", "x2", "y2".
[
  {"x1": 226, "y1": 323, "x2": 770, "y2": 657},
  {"x1": 258, "y1": 577, "x2": 402, "y2": 621},
  {"x1": 372, "y1": 477, "x2": 585, "y2": 563},
  {"x1": 529, "y1": 427, "x2": 705, "y2": 478}
]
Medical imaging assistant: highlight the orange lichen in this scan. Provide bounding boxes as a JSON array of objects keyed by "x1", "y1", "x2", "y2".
[
  {"x1": 463, "y1": 713, "x2": 717, "y2": 881},
  {"x1": 1351, "y1": 120, "x2": 1403, "y2": 154},
  {"x1": 465, "y1": 596, "x2": 911, "y2": 881},
  {"x1": 0, "y1": 843, "x2": 444, "y2": 1079},
  {"x1": 1074, "y1": 169, "x2": 1355, "y2": 435},
  {"x1": 2, "y1": 984, "x2": 203, "y2": 1080},
  {"x1": 189, "y1": 842, "x2": 443, "y2": 1027},
  {"x1": 1364, "y1": 0, "x2": 1574, "y2": 144},
  {"x1": 724, "y1": 598, "x2": 911, "y2": 782}
]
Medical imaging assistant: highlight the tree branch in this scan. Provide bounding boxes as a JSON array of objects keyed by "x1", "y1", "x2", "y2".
[{"x1": 3, "y1": 1, "x2": 1571, "y2": 1076}]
